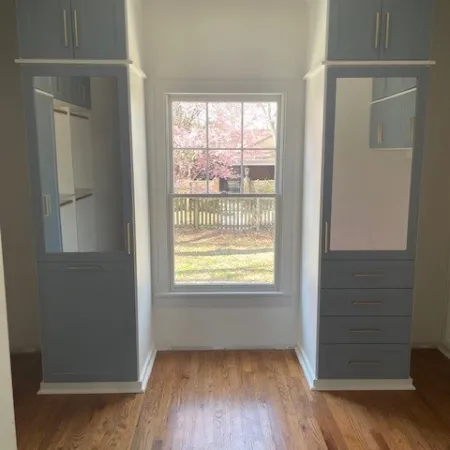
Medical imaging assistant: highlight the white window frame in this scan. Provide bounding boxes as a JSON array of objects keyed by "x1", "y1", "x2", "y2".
[{"x1": 166, "y1": 94, "x2": 284, "y2": 293}]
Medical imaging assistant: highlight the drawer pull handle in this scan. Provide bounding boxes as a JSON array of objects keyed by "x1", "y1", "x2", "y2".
[
  {"x1": 352, "y1": 273, "x2": 384, "y2": 278},
  {"x1": 350, "y1": 328, "x2": 381, "y2": 333},
  {"x1": 349, "y1": 360, "x2": 381, "y2": 366},
  {"x1": 352, "y1": 301, "x2": 383, "y2": 305},
  {"x1": 67, "y1": 265, "x2": 104, "y2": 271}
]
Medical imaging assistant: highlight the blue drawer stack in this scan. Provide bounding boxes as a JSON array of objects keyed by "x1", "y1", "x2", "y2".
[{"x1": 318, "y1": 261, "x2": 414, "y2": 379}]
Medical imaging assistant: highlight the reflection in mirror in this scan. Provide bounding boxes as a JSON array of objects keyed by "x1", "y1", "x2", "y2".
[
  {"x1": 330, "y1": 77, "x2": 416, "y2": 251},
  {"x1": 33, "y1": 76, "x2": 124, "y2": 253}
]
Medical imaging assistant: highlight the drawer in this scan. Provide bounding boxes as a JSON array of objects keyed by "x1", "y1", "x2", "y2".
[
  {"x1": 320, "y1": 289, "x2": 413, "y2": 316},
  {"x1": 321, "y1": 261, "x2": 414, "y2": 289},
  {"x1": 318, "y1": 344, "x2": 411, "y2": 379},
  {"x1": 319, "y1": 317, "x2": 411, "y2": 344}
]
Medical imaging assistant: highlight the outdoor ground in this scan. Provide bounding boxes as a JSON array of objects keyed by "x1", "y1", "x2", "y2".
[{"x1": 174, "y1": 228, "x2": 275, "y2": 284}]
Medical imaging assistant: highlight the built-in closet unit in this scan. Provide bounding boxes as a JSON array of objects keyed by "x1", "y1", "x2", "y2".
[
  {"x1": 300, "y1": 0, "x2": 434, "y2": 390},
  {"x1": 15, "y1": 0, "x2": 153, "y2": 393}
]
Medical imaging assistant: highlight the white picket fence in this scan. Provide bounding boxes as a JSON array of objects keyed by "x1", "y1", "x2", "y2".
[{"x1": 174, "y1": 197, "x2": 275, "y2": 230}]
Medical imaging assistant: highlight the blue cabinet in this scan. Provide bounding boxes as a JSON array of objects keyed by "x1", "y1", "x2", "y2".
[
  {"x1": 328, "y1": 0, "x2": 434, "y2": 61},
  {"x1": 16, "y1": 0, "x2": 126, "y2": 60},
  {"x1": 71, "y1": 0, "x2": 127, "y2": 60},
  {"x1": 33, "y1": 76, "x2": 91, "y2": 108},
  {"x1": 16, "y1": 0, "x2": 73, "y2": 59},
  {"x1": 380, "y1": 0, "x2": 434, "y2": 61},
  {"x1": 38, "y1": 262, "x2": 138, "y2": 382}
]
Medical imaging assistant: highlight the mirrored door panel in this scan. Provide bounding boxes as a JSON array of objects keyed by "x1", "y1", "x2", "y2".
[
  {"x1": 33, "y1": 76, "x2": 125, "y2": 253},
  {"x1": 329, "y1": 77, "x2": 416, "y2": 252}
]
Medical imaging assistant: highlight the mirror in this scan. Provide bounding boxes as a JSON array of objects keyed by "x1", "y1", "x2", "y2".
[
  {"x1": 329, "y1": 77, "x2": 416, "y2": 251},
  {"x1": 33, "y1": 76, "x2": 124, "y2": 253}
]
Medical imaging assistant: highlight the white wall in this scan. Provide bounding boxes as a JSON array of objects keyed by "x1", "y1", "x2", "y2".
[
  {"x1": 0, "y1": 0, "x2": 40, "y2": 352},
  {"x1": 331, "y1": 78, "x2": 412, "y2": 251},
  {"x1": 128, "y1": 69, "x2": 154, "y2": 375},
  {"x1": 0, "y1": 231, "x2": 17, "y2": 449},
  {"x1": 90, "y1": 78, "x2": 124, "y2": 251},
  {"x1": 144, "y1": 0, "x2": 308, "y2": 349},
  {"x1": 413, "y1": 0, "x2": 450, "y2": 346},
  {"x1": 306, "y1": 0, "x2": 329, "y2": 71},
  {"x1": 300, "y1": 68, "x2": 326, "y2": 374}
]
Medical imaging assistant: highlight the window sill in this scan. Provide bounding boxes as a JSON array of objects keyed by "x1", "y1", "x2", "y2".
[{"x1": 154, "y1": 291, "x2": 292, "y2": 308}]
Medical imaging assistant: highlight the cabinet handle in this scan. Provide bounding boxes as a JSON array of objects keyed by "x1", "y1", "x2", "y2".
[
  {"x1": 348, "y1": 360, "x2": 381, "y2": 366},
  {"x1": 352, "y1": 273, "x2": 384, "y2": 278},
  {"x1": 42, "y1": 195, "x2": 51, "y2": 217},
  {"x1": 410, "y1": 116, "x2": 415, "y2": 145},
  {"x1": 126, "y1": 222, "x2": 132, "y2": 255},
  {"x1": 352, "y1": 301, "x2": 383, "y2": 305},
  {"x1": 374, "y1": 12, "x2": 381, "y2": 49},
  {"x1": 377, "y1": 123, "x2": 383, "y2": 144},
  {"x1": 350, "y1": 328, "x2": 381, "y2": 333},
  {"x1": 74, "y1": 9, "x2": 79, "y2": 48},
  {"x1": 385, "y1": 12, "x2": 391, "y2": 50},
  {"x1": 324, "y1": 221, "x2": 329, "y2": 254},
  {"x1": 67, "y1": 265, "x2": 104, "y2": 271},
  {"x1": 63, "y1": 10, "x2": 68, "y2": 47}
]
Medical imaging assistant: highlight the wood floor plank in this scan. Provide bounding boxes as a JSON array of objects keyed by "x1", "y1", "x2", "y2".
[{"x1": 10, "y1": 349, "x2": 450, "y2": 450}]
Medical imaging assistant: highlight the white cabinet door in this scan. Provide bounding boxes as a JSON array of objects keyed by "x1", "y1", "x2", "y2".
[
  {"x1": 70, "y1": 114, "x2": 93, "y2": 191},
  {"x1": 54, "y1": 110, "x2": 75, "y2": 197}
]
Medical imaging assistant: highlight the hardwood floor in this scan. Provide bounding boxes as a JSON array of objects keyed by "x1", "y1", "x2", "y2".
[{"x1": 11, "y1": 349, "x2": 450, "y2": 449}]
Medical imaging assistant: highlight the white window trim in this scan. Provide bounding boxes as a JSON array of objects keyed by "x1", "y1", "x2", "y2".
[
  {"x1": 166, "y1": 94, "x2": 283, "y2": 292},
  {"x1": 147, "y1": 79, "x2": 303, "y2": 302}
]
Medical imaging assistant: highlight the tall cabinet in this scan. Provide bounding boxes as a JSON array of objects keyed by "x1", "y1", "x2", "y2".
[
  {"x1": 300, "y1": 0, "x2": 434, "y2": 390},
  {"x1": 16, "y1": 0, "x2": 152, "y2": 392}
]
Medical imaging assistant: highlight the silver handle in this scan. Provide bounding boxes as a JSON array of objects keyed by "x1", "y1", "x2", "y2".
[
  {"x1": 349, "y1": 360, "x2": 381, "y2": 366},
  {"x1": 42, "y1": 195, "x2": 50, "y2": 217},
  {"x1": 385, "y1": 12, "x2": 390, "y2": 50},
  {"x1": 67, "y1": 265, "x2": 104, "y2": 271},
  {"x1": 375, "y1": 12, "x2": 381, "y2": 49},
  {"x1": 352, "y1": 273, "x2": 384, "y2": 278},
  {"x1": 377, "y1": 123, "x2": 383, "y2": 144},
  {"x1": 352, "y1": 301, "x2": 383, "y2": 305},
  {"x1": 324, "y1": 221, "x2": 329, "y2": 254},
  {"x1": 74, "y1": 9, "x2": 79, "y2": 48},
  {"x1": 126, "y1": 222, "x2": 132, "y2": 255},
  {"x1": 410, "y1": 116, "x2": 415, "y2": 144},
  {"x1": 350, "y1": 328, "x2": 381, "y2": 333},
  {"x1": 63, "y1": 10, "x2": 68, "y2": 47}
]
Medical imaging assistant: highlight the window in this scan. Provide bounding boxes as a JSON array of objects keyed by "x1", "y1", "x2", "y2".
[{"x1": 169, "y1": 97, "x2": 281, "y2": 287}]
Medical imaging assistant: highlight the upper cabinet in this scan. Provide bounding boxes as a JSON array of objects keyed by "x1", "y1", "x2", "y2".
[
  {"x1": 328, "y1": 0, "x2": 434, "y2": 61},
  {"x1": 16, "y1": 0, "x2": 126, "y2": 59}
]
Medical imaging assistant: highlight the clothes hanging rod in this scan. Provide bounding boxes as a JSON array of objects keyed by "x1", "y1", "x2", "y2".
[{"x1": 53, "y1": 108, "x2": 89, "y2": 120}]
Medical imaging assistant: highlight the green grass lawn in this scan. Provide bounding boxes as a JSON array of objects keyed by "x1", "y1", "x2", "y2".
[{"x1": 174, "y1": 229, "x2": 275, "y2": 284}]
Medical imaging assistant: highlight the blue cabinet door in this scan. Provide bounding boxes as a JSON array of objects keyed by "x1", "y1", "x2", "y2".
[
  {"x1": 328, "y1": 0, "x2": 382, "y2": 60},
  {"x1": 380, "y1": 0, "x2": 433, "y2": 60},
  {"x1": 38, "y1": 262, "x2": 138, "y2": 382},
  {"x1": 16, "y1": 0, "x2": 73, "y2": 58},
  {"x1": 34, "y1": 91, "x2": 63, "y2": 253},
  {"x1": 69, "y1": 77, "x2": 91, "y2": 109},
  {"x1": 372, "y1": 78, "x2": 386, "y2": 101},
  {"x1": 70, "y1": 0, "x2": 127, "y2": 59}
]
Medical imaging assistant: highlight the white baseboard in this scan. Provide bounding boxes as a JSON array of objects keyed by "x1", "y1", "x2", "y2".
[
  {"x1": 39, "y1": 348, "x2": 157, "y2": 395},
  {"x1": 312, "y1": 378, "x2": 415, "y2": 391},
  {"x1": 294, "y1": 345, "x2": 315, "y2": 389},
  {"x1": 438, "y1": 342, "x2": 450, "y2": 360},
  {"x1": 294, "y1": 345, "x2": 415, "y2": 391}
]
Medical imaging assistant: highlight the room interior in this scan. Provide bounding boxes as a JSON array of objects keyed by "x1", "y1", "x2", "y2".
[{"x1": 2, "y1": 0, "x2": 450, "y2": 448}]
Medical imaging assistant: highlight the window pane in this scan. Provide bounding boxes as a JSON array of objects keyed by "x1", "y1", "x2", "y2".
[
  {"x1": 243, "y1": 150, "x2": 276, "y2": 194},
  {"x1": 243, "y1": 102, "x2": 277, "y2": 148},
  {"x1": 172, "y1": 102, "x2": 207, "y2": 148},
  {"x1": 208, "y1": 102, "x2": 242, "y2": 148},
  {"x1": 208, "y1": 150, "x2": 241, "y2": 193},
  {"x1": 173, "y1": 197, "x2": 276, "y2": 284},
  {"x1": 173, "y1": 150, "x2": 207, "y2": 194}
]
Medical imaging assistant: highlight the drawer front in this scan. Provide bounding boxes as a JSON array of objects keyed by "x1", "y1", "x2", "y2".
[
  {"x1": 321, "y1": 261, "x2": 415, "y2": 289},
  {"x1": 320, "y1": 289, "x2": 413, "y2": 316},
  {"x1": 318, "y1": 344, "x2": 411, "y2": 379},
  {"x1": 319, "y1": 317, "x2": 411, "y2": 344}
]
